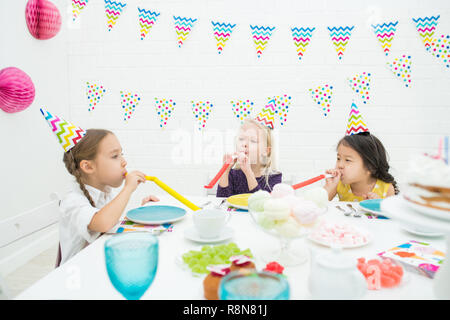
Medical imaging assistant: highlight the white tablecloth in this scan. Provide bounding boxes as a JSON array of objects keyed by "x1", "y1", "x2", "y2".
[{"x1": 16, "y1": 195, "x2": 446, "y2": 300}]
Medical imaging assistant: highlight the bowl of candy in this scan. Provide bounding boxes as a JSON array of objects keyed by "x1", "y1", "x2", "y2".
[{"x1": 248, "y1": 183, "x2": 328, "y2": 266}]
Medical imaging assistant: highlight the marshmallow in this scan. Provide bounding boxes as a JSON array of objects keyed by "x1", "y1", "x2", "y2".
[
  {"x1": 274, "y1": 217, "x2": 301, "y2": 238},
  {"x1": 263, "y1": 198, "x2": 291, "y2": 221},
  {"x1": 271, "y1": 183, "x2": 295, "y2": 198},
  {"x1": 303, "y1": 187, "x2": 329, "y2": 208},
  {"x1": 311, "y1": 221, "x2": 370, "y2": 247},
  {"x1": 291, "y1": 200, "x2": 321, "y2": 226},
  {"x1": 248, "y1": 190, "x2": 271, "y2": 212}
]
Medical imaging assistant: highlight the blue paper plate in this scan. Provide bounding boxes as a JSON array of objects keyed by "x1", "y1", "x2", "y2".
[
  {"x1": 126, "y1": 205, "x2": 187, "y2": 225},
  {"x1": 359, "y1": 199, "x2": 382, "y2": 213},
  {"x1": 358, "y1": 199, "x2": 388, "y2": 219}
]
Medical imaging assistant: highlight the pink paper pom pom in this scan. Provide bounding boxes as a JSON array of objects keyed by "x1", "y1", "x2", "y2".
[
  {"x1": 0, "y1": 67, "x2": 35, "y2": 113},
  {"x1": 25, "y1": 0, "x2": 61, "y2": 40}
]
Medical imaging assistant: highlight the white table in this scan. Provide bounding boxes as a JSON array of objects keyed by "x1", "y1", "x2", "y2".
[{"x1": 16, "y1": 195, "x2": 445, "y2": 300}]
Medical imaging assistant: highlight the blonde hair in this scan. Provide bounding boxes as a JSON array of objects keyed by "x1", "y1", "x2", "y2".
[
  {"x1": 62, "y1": 129, "x2": 113, "y2": 207},
  {"x1": 233, "y1": 118, "x2": 278, "y2": 186}
]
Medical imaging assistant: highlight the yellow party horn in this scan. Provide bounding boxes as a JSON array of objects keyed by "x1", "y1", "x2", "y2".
[
  {"x1": 124, "y1": 172, "x2": 201, "y2": 211},
  {"x1": 145, "y1": 176, "x2": 201, "y2": 211}
]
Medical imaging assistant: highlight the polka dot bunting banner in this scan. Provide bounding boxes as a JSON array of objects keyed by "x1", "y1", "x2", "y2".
[
  {"x1": 309, "y1": 84, "x2": 333, "y2": 118},
  {"x1": 120, "y1": 91, "x2": 140, "y2": 122},
  {"x1": 86, "y1": 82, "x2": 106, "y2": 112},
  {"x1": 386, "y1": 54, "x2": 412, "y2": 87},
  {"x1": 155, "y1": 98, "x2": 176, "y2": 129},
  {"x1": 191, "y1": 100, "x2": 213, "y2": 130},
  {"x1": 347, "y1": 72, "x2": 371, "y2": 104},
  {"x1": 429, "y1": 35, "x2": 450, "y2": 69},
  {"x1": 230, "y1": 99, "x2": 254, "y2": 124},
  {"x1": 272, "y1": 94, "x2": 291, "y2": 127}
]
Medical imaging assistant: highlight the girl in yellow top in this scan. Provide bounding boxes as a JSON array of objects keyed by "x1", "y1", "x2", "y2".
[{"x1": 324, "y1": 132, "x2": 398, "y2": 201}]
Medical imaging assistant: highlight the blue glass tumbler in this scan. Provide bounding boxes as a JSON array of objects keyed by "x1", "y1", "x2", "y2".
[
  {"x1": 219, "y1": 270, "x2": 290, "y2": 300},
  {"x1": 104, "y1": 232, "x2": 158, "y2": 300}
]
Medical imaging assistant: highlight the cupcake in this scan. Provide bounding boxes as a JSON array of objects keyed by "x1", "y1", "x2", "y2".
[
  {"x1": 229, "y1": 255, "x2": 256, "y2": 272},
  {"x1": 203, "y1": 265, "x2": 231, "y2": 300}
]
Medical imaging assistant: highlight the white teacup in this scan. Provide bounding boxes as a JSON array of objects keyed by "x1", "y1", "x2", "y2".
[{"x1": 193, "y1": 209, "x2": 231, "y2": 239}]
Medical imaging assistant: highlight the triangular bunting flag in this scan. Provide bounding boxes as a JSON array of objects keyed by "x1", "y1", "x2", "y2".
[
  {"x1": 328, "y1": 25, "x2": 354, "y2": 60},
  {"x1": 138, "y1": 8, "x2": 160, "y2": 40},
  {"x1": 105, "y1": 0, "x2": 127, "y2": 32},
  {"x1": 86, "y1": 82, "x2": 106, "y2": 112},
  {"x1": 386, "y1": 54, "x2": 412, "y2": 87},
  {"x1": 191, "y1": 100, "x2": 213, "y2": 130},
  {"x1": 155, "y1": 98, "x2": 176, "y2": 129},
  {"x1": 40, "y1": 108, "x2": 86, "y2": 152},
  {"x1": 345, "y1": 102, "x2": 369, "y2": 136},
  {"x1": 212, "y1": 21, "x2": 236, "y2": 54},
  {"x1": 231, "y1": 99, "x2": 254, "y2": 124},
  {"x1": 347, "y1": 72, "x2": 371, "y2": 104},
  {"x1": 291, "y1": 26, "x2": 315, "y2": 60},
  {"x1": 412, "y1": 15, "x2": 440, "y2": 49},
  {"x1": 254, "y1": 99, "x2": 276, "y2": 129},
  {"x1": 250, "y1": 25, "x2": 275, "y2": 58},
  {"x1": 120, "y1": 91, "x2": 140, "y2": 122},
  {"x1": 309, "y1": 84, "x2": 333, "y2": 118},
  {"x1": 428, "y1": 35, "x2": 450, "y2": 69},
  {"x1": 174, "y1": 16, "x2": 197, "y2": 48},
  {"x1": 371, "y1": 21, "x2": 398, "y2": 56},
  {"x1": 72, "y1": 0, "x2": 89, "y2": 22},
  {"x1": 273, "y1": 94, "x2": 291, "y2": 127}
]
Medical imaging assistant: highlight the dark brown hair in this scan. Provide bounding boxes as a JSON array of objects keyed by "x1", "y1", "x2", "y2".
[
  {"x1": 63, "y1": 129, "x2": 113, "y2": 207},
  {"x1": 338, "y1": 132, "x2": 399, "y2": 195}
]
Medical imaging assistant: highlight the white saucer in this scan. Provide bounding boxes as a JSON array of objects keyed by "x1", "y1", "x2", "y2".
[
  {"x1": 401, "y1": 226, "x2": 444, "y2": 238},
  {"x1": 184, "y1": 226, "x2": 234, "y2": 243}
]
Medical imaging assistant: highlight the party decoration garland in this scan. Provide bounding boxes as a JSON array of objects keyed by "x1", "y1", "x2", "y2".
[
  {"x1": 231, "y1": 99, "x2": 254, "y2": 124},
  {"x1": 412, "y1": 15, "x2": 440, "y2": 49},
  {"x1": 250, "y1": 25, "x2": 275, "y2": 58},
  {"x1": 174, "y1": 16, "x2": 197, "y2": 48},
  {"x1": 155, "y1": 98, "x2": 176, "y2": 129},
  {"x1": 371, "y1": 21, "x2": 398, "y2": 56},
  {"x1": 86, "y1": 82, "x2": 106, "y2": 112},
  {"x1": 105, "y1": 0, "x2": 127, "y2": 32},
  {"x1": 327, "y1": 25, "x2": 354, "y2": 60},
  {"x1": 212, "y1": 21, "x2": 236, "y2": 54},
  {"x1": 386, "y1": 54, "x2": 412, "y2": 87},
  {"x1": 138, "y1": 8, "x2": 160, "y2": 40},
  {"x1": 309, "y1": 84, "x2": 333, "y2": 117},
  {"x1": 291, "y1": 26, "x2": 315, "y2": 60},
  {"x1": 191, "y1": 100, "x2": 213, "y2": 130}
]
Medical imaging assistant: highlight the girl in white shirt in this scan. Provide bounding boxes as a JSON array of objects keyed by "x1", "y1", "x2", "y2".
[{"x1": 59, "y1": 129, "x2": 159, "y2": 265}]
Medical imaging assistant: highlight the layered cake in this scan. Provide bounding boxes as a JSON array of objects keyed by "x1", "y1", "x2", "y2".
[{"x1": 404, "y1": 154, "x2": 450, "y2": 211}]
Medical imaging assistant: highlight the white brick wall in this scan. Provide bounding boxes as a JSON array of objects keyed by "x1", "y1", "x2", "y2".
[{"x1": 1, "y1": 0, "x2": 450, "y2": 219}]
